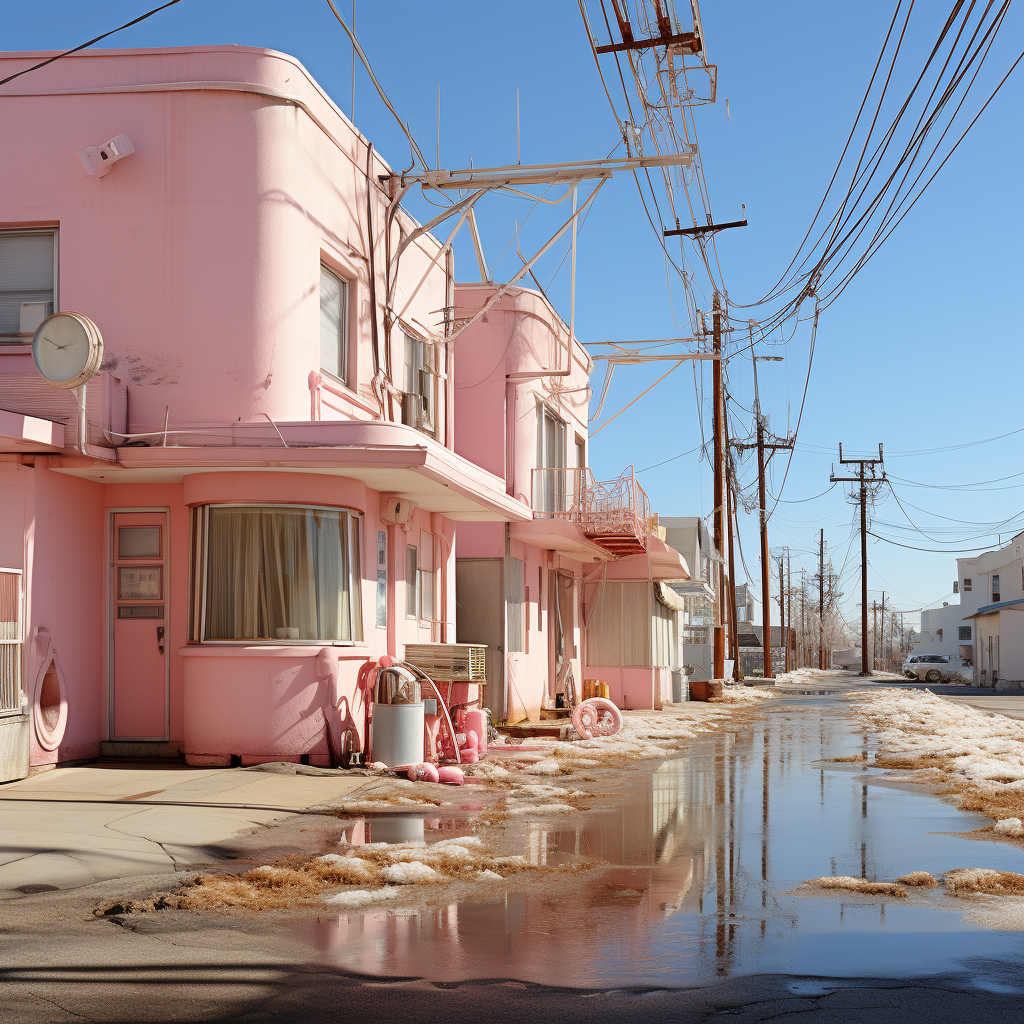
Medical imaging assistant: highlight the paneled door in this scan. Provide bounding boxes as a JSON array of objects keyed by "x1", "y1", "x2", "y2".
[{"x1": 111, "y1": 511, "x2": 169, "y2": 740}]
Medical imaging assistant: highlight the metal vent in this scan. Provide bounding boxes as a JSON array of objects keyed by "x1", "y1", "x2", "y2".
[{"x1": 403, "y1": 642, "x2": 487, "y2": 682}]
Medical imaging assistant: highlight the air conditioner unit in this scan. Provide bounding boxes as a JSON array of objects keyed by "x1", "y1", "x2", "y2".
[
  {"x1": 380, "y1": 494, "x2": 416, "y2": 526},
  {"x1": 403, "y1": 643, "x2": 487, "y2": 682}
]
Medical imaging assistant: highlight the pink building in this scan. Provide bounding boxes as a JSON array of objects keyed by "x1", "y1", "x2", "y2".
[
  {"x1": 453, "y1": 285, "x2": 690, "y2": 719},
  {"x1": 0, "y1": 46, "x2": 524, "y2": 778}
]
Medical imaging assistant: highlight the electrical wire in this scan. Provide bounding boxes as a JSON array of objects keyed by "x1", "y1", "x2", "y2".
[{"x1": 0, "y1": 0, "x2": 182, "y2": 88}]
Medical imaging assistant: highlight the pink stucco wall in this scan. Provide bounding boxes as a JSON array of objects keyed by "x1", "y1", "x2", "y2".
[{"x1": 0, "y1": 46, "x2": 476, "y2": 768}]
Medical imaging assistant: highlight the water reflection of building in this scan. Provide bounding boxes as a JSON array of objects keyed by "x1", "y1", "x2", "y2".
[{"x1": 294, "y1": 760, "x2": 710, "y2": 984}]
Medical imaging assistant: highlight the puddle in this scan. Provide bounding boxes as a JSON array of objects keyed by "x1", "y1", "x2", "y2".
[{"x1": 291, "y1": 697, "x2": 1024, "y2": 986}]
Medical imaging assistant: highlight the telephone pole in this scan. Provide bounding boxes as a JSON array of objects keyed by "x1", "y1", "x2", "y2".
[
  {"x1": 777, "y1": 556, "x2": 786, "y2": 676},
  {"x1": 880, "y1": 592, "x2": 887, "y2": 672},
  {"x1": 731, "y1": 352, "x2": 792, "y2": 680},
  {"x1": 712, "y1": 291, "x2": 725, "y2": 681},
  {"x1": 831, "y1": 444, "x2": 885, "y2": 677},
  {"x1": 818, "y1": 529, "x2": 826, "y2": 669},
  {"x1": 724, "y1": 421, "x2": 740, "y2": 680}
]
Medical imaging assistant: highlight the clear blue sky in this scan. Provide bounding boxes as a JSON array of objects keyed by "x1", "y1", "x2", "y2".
[{"x1": 5, "y1": 0, "x2": 1022, "y2": 632}]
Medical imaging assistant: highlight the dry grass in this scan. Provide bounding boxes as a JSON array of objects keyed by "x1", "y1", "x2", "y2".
[
  {"x1": 945, "y1": 868, "x2": 1024, "y2": 896},
  {"x1": 830, "y1": 754, "x2": 867, "y2": 763},
  {"x1": 808, "y1": 876, "x2": 909, "y2": 898},
  {"x1": 897, "y1": 871, "x2": 938, "y2": 887},
  {"x1": 872, "y1": 753, "x2": 947, "y2": 770}
]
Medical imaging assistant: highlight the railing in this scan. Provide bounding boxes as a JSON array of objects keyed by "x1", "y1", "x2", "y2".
[
  {"x1": 0, "y1": 569, "x2": 23, "y2": 714},
  {"x1": 530, "y1": 467, "x2": 593, "y2": 518},
  {"x1": 531, "y1": 465, "x2": 651, "y2": 554}
]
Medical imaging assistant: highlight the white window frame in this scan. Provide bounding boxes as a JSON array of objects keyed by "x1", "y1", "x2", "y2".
[
  {"x1": 189, "y1": 503, "x2": 363, "y2": 644},
  {"x1": 406, "y1": 544, "x2": 419, "y2": 619},
  {"x1": 319, "y1": 262, "x2": 350, "y2": 384},
  {"x1": 402, "y1": 332, "x2": 437, "y2": 436},
  {"x1": 1, "y1": 227, "x2": 59, "y2": 343}
]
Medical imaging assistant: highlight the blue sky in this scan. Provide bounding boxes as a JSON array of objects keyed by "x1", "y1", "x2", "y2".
[{"x1": 5, "y1": 0, "x2": 1022, "y2": 631}]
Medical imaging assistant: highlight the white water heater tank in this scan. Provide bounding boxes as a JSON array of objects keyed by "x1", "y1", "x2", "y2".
[{"x1": 369, "y1": 702, "x2": 425, "y2": 768}]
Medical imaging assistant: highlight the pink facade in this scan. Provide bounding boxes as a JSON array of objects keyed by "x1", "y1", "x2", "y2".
[
  {"x1": 0, "y1": 46, "x2": 694, "y2": 779},
  {"x1": 0, "y1": 46, "x2": 522, "y2": 771},
  {"x1": 452, "y1": 286, "x2": 691, "y2": 719}
]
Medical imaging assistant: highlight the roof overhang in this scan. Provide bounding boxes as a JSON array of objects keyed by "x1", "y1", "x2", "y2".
[
  {"x1": 0, "y1": 408, "x2": 65, "y2": 452},
  {"x1": 965, "y1": 597, "x2": 1024, "y2": 619},
  {"x1": 599, "y1": 535, "x2": 691, "y2": 582},
  {"x1": 510, "y1": 518, "x2": 614, "y2": 562},
  {"x1": 48, "y1": 420, "x2": 530, "y2": 522}
]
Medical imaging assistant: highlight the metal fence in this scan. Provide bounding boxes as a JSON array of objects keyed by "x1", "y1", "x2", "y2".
[
  {"x1": 0, "y1": 569, "x2": 23, "y2": 713},
  {"x1": 530, "y1": 465, "x2": 651, "y2": 551}
]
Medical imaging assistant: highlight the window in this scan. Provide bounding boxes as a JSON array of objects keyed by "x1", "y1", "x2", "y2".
[
  {"x1": 963, "y1": 578, "x2": 972, "y2": 592},
  {"x1": 405, "y1": 545, "x2": 419, "y2": 618},
  {"x1": 196, "y1": 505, "x2": 361, "y2": 642},
  {"x1": 402, "y1": 333, "x2": 435, "y2": 434},
  {"x1": 505, "y1": 556, "x2": 525, "y2": 653},
  {"x1": 1, "y1": 230, "x2": 57, "y2": 341},
  {"x1": 575, "y1": 434, "x2": 586, "y2": 469},
  {"x1": 319, "y1": 264, "x2": 349, "y2": 383},
  {"x1": 993, "y1": 575, "x2": 1000, "y2": 602},
  {"x1": 418, "y1": 531, "x2": 435, "y2": 623},
  {"x1": 959, "y1": 626, "x2": 972, "y2": 642},
  {"x1": 534, "y1": 405, "x2": 566, "y2": 513}
]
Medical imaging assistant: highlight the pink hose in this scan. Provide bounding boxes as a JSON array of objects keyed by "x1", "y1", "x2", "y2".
[{"x1": 571, "y1": 697, "x2": 622, "y2": 739}]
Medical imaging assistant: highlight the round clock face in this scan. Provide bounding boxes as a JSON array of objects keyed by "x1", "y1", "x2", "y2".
[{"x1": 31, "y1": 312, "x2": 103, "y2": 390}]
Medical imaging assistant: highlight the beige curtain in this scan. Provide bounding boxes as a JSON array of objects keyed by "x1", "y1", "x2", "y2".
[{"x1": 204, "y1": 507, "x2": 360, "y2": 641}]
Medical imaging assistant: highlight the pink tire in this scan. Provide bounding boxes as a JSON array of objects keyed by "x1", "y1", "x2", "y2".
[{"x1": 571, "y1": 697, "x2": 622, "y2": 739}]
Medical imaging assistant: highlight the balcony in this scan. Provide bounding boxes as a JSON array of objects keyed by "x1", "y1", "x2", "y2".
[{"x1": 531, "y1": 465, "x2": 651, "y2": 555}]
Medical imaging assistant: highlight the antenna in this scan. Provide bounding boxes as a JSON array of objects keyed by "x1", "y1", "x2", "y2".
[
  {"x1": 516, "y1": 87, "x2": 521, "y2": 165},
  {"x1": 436, "y1": 84, "x2": 440, "y2": 170}
]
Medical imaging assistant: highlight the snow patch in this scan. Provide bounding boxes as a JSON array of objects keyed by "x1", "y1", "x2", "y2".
[{"x1": 381, "y1": 861, "x2": 443, "y2": 885}]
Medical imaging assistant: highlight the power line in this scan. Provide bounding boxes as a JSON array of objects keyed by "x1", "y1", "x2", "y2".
[{"x1": 0, "y1": 0, "x2": 181, "y2": 88}]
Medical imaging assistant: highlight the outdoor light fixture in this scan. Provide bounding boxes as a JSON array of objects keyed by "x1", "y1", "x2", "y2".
[{"x1": 78, "y1": 133, "x2": 135, "y2": 177}]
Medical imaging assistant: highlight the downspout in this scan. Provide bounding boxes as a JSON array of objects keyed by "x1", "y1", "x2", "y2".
[{"x1": 365, "y1": 142, "x2": 385, "y2": 418}]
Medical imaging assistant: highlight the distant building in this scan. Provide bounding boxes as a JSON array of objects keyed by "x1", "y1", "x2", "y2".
[{"x1": 957, "y1": 532, "x2": 1024, "y2": 687}]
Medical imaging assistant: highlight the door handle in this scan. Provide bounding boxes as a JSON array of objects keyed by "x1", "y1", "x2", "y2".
[{"x1": 157, "y1": 626, "x2": 165, "y2": 654}]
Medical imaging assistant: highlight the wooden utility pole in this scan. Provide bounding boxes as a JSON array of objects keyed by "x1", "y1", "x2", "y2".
[
  {"x1": 872, "y1": 601, "x2": 878, "y2": 671},
  {"x1": 880, "y1": 592, "x2": 887, "y2": 672},
  {"x1": 818, "y1": 529, "x2": 826, "y2": 669},
  {"x1": 777, "y1": 557, "x2": 786, "y2": 677},
  {"x1": 756, "y1": 418, "x2": 771, "y2": 678},
  {"x1": 831, "y1": 444, "x2": 885, "y2": 677},
  {"x1": 724, "y1": 422, "x2": 740, "y2": 680},
  {"x1": 712, "y1": 291, "x2": 725, "y2": 681}
]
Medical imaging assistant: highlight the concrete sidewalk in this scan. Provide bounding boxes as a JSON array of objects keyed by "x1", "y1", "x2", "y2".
[{"x1": 0, "y1": 764, "x2": 369, "y2": 897}]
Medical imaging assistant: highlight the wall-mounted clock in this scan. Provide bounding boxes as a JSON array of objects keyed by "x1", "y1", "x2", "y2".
[{"x1": 31, "y1": 312, "x2": 104, "y2": 390}]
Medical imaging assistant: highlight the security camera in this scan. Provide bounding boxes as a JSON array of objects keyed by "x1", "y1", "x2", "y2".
[{"x1": 78, "y1": 133, "x2": 135, "y2": 177}]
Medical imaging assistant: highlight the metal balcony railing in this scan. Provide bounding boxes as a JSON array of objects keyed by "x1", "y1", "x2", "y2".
[
  {"x1": 531, "y1": 465, "x2": 651, "y2": 554},
  {"x1": 531, "y1": 466, "x2": 593, "y2": 519}
]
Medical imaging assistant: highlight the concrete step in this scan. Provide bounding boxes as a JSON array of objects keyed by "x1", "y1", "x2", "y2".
[{"x1": 99, "y1": 741, "x2": 183, "y2": 760}]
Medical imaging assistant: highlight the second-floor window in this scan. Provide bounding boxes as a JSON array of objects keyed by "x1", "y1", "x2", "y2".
[
  {"x1": 1, "y1": 229, "x2": 57, "y2": 342},
  {"x1": 535, "y1": 405, "x2": 566, "y2": 513},
  {"x1": 319, "y1": 264, "x2": 348, "y2": 383},
  {"x1": 402, "y1": 333, "x2": 436, "y2": 435},
  {"x1": 963, "y1": 578, "x2": 972, "y2": 592},
  {"x1": 993, "y1": 575, "x2": 1000, "y2": 602}
]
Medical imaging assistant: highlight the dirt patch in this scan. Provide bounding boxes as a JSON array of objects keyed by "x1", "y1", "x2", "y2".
[{"x1": 807, "y1": 876, "x2": 908, "y2": 898}]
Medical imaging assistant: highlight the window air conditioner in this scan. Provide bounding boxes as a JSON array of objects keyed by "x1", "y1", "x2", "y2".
[
  {"x1": 403, "y1": 642, "x2": 487, "y2": 682},
  {"x1": 402, "y1": 391, "x2": 425, "y2": 430}
]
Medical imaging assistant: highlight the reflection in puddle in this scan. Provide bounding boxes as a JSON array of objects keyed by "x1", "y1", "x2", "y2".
[{"x1": 296, "y1": 698, "x2": 1024, "y2": 985}]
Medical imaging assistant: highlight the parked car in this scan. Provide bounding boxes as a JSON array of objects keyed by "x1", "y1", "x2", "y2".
[{"x1": 903, "y1": 654, "x2": 958, "y2": 683}]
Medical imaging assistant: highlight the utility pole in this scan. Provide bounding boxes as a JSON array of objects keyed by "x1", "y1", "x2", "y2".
[
  {"x1": 801, "y1": 569, "x2": 807, "y2": 670},
  {"x1": 880, "y1": 592, "x2": 887, "y2": 672},
  {"x1": 712, "y1": 291, "x2": 725, "y2": 681},
  {"x1": 872, "y1": 601, "x2": 878, "y2": 671},
  {"x1": 818, "y1": 529, "x2": 825, "y2": 669},
  {"x1": 786, "y1": 553, "x2": 793, "y2": 672},
  {"x1": 777, "y1": 557, "x2": 786, "y2": 677},
  {"x1": 732, "y1": 354, "x2": 792, "y2": 681},
  {"x1": 724, "y1": 422, "x2": 740, "y2": 680},
  {"x1": 831, "y1": 444, "x2": 885, "y2": 677}
]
